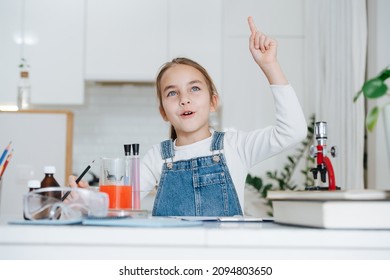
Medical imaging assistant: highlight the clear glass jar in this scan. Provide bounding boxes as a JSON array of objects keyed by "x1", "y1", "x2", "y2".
[{"x1": 17, "y1": 71, "x2": 31, "y2": 110}]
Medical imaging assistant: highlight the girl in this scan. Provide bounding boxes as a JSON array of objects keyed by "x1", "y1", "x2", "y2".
[{"x1": 69, "y1": 16, "x2": 307, "y2": 216}]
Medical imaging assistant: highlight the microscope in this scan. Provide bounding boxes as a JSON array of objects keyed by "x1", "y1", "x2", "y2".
[{"x1": 307, "y1": 121, "x2": 338, "y2": 191}]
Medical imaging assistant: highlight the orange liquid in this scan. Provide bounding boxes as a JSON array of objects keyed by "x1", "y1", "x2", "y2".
[{"x1": 99, "y1": 185, "x2": 132, "y2": 209}]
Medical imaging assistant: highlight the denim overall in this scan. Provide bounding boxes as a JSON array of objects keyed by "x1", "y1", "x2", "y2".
[{"x1": 152, "y1": 131, "x2": 243, "y2": 216}]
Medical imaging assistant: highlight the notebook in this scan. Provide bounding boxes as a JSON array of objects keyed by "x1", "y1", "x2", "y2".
[
  {"x1": 82, "y1": 217, "x2": 203, "y2": 227},
  {"x1": 170, "y1": 216, "x2": 272, "y2": 222}
]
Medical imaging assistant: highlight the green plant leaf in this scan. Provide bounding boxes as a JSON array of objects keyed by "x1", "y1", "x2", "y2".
[
  {"x1": 362, "y1": 78, "x2": 388, "y2": 99},
  {"x1": 261, "y1": 184, "x2": 273, "y2": 198},
  {"x1": 266, "y1": 171, "x2": 275, "y2": 178},
  {"x1": 378, "y1": 69, "x2": 390, "y2": 80},
  {"x1": 246, "y1": 175, "x2": 263, "y2": 191},
  {"x1": 278, "y1": 179, "x2": 286, "y2": 190},
  {"x1": 366, "y1": 106, "x2": 380, "y2": 132}
]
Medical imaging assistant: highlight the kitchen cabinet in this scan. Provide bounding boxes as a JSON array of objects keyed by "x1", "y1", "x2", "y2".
[
  {"x1": 0, "y1": 0, "x2": 85, "y2": 106},
  {"x1": 168, "y1": 0, "x2": 222, "y2": 91},
  {"x1": 85, "y1": 0, "x2": 223, "y2": 86},
  {"x1": 85, "y1": 0, "x2": 169, "y2": 82},
  {"x1": 24, "y1": 0, "x2": 84, "y2": 105},
  {"x1": 0, "y1": 0, "x2": 23, "y2": 105}
]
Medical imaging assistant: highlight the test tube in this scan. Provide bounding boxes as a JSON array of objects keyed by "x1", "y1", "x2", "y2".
[
  {"x1": 124, "y1": 144, "x2": 132, "y2": 186},
  {"x1": 132, "y1": 143, "x2": 140, "y2": 209}
]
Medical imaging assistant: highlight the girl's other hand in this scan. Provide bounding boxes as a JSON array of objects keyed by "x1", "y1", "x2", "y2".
[
  {"x1": 248, "y1": 16, "x2": 277, "y2": 68},
  {"x1": 64, "y1": 175, "x2": 90, "y2": 203},
  {"x1": 68, "y1": 175, "x2": 89, "y2": 189}
]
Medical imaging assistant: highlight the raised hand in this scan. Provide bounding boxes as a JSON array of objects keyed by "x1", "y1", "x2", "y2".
[
  {"x1": 248, "y1": 16, "x2": 277, "y2": 68},
  {"x1": 248, "y1": 16, "x2": 287, "y2": 85}
]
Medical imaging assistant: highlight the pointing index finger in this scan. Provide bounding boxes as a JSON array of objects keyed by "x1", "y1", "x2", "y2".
[{"x1": 248, "y1": 16, "x2": 258, "y2": 34}]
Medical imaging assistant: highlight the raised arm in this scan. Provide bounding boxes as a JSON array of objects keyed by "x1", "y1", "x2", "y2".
[{"x1": 248, "y1": 16, "x2": 288, "y2": 85}]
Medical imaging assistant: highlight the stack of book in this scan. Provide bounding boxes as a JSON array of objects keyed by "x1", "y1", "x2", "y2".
[{"x1": 267, "y1": 189, "x2": 390, "y2": 229}]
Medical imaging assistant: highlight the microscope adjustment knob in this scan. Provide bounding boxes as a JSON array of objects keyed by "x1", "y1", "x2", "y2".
[
  {"x1": 330, "y1": 146, "x2": 337, "y2": 157},
  {"x1": 310, "y1": 167, "x2": 318, "y2": 179},
  {"x1": 309, "y1": 145, "x2": 317, "y2": 158}
]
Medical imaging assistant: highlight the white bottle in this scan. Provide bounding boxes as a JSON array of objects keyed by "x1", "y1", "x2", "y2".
[
  {"x1": 24, "y1": 179, "x2": 41, "y2": 220},
  {"x1": 17, "y1": 70, "x2": 31, "y2": 110},
  {"x1": 27, "y1": 179, "x2": 41, "y2": 192}
]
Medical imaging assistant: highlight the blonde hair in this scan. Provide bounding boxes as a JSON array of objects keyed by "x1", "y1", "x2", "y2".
[{"x1": 156, "y1": 57, "x2": 218, "y2": 140}]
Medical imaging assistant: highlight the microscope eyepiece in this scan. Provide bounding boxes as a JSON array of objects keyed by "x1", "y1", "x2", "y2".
[{"x1": 315, "y1": 121, "x2": 327, "y2": 140}]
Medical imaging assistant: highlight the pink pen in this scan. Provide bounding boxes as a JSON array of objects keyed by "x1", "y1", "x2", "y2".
[{"x1": 132, "y1": 144, "x2": 140, "y2": 209}]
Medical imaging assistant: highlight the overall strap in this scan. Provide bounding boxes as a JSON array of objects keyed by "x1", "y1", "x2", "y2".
[
  {"x1": 160, "y1": 139, "x2": 175, "y2": 160},
  {"x1": 210, "y1": 131, "x2": 225, "y2": 151}
]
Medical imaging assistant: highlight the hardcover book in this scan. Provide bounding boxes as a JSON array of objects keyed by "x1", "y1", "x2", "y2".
[{"x1": 267, "y1": 190, "x2": 390, "y2": 229}]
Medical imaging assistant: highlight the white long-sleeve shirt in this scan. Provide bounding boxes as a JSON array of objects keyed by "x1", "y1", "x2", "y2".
[{"x1": 140, "y1": 84, "x2": 307, "y2": 208}]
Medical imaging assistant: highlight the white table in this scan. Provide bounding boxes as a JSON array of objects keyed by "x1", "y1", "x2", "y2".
[{"x1": 1, "y1": 215, "x2": 390, "y2": 260}]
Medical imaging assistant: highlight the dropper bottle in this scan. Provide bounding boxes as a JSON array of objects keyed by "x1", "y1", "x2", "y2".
[{"x1": 132, "y1": 143, "x2": 140, "y2": 209}]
